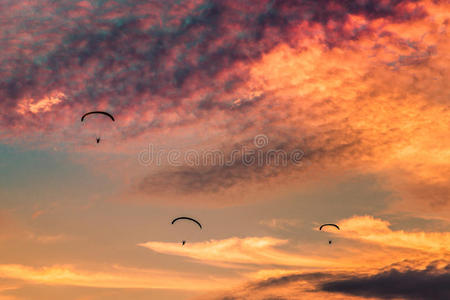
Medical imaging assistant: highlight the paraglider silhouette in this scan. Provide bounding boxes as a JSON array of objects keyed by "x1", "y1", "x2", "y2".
[
  {"x1": 81, "y1": 111, "x2": 115, "y2": 122},
  {"x1": 320, "y1": 224, "x2": 340, "y2": 245},
  {"x1": 171, "y1": 217, "x2": 202, "y2": 229},
  {"x1": 319, "y1": 224, "x2": 340, "y2": 231},
  {"x1": 171, "y1": 217, "x2": 202, "y2": 246},
  {"x1": 81, "y1": 111, "x2": 115, "y2": 144}
]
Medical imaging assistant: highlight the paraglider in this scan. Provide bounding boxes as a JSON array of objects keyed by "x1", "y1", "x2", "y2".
[
  {"x1": 81, "y1": 111, "x2": 115, "y2": 144},
  {"x1": 320, "y1": 223, "x2": 340, "y2": 245},
  {"x1": 171, "y1": 217, "x2": 202, "y2": 246}
]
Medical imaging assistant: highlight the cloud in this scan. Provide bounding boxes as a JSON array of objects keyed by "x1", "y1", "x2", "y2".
[
  {"x1": 196, "y1": 261, "x2": 450, "y2": 300},
  {"x1": 321, "y1": 263, "x2": 450, "y2": 300},
  {"x1": 134, "y1": 137, "x2": 309, "y2": 205},
  {"x1": 139, "y1": 215, "x2": 450, "y2": 271},
  {"x1": 131, "y1": 0, "x2": 450, "y2": 210},
  {"x1": 259, "y1": 219, "x2": 301, "y2": 231},
  {"x1": 0, "y1": 210, "x2": 68, "y2": 244},
  {"x1": 336, "y1": 215, "x2": 450, "y2": 253},
  {"x1": 139, "y1": 237, "x2": 339, "y2": 268},
  {"x1": 0, "y1": 264, "x2": 236, "y2": 291},
  {"x1": 253, "y1": 272, "x2": 328, "y2": 289},
  {"x1": 16, "y1": 92, "x2": 64, "y2": 115},
  {"x1": 31, "y1": 210, "x2": 45, "y2": 220},
  {"x1": 0, "y1": 0, "x2": 448, "y2": 213},
  {"x1": 0, "y1": 0, "x2": 429, "y2": 140},
  {"x1": 25, "y1": 233, "x2": 67, "y2": 244},
  {"x1": 193, "y1": 270, "x2": 348, "y2": 300}
]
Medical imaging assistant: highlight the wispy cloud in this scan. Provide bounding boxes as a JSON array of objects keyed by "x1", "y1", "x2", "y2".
[
  {"x1": 141, "y1": 215, "x2": 450, "y2": 270},
  {"x1": 259, "y1": 218, "x2": 301, "y2": 231},
  {"x1": 336, "y1": 215, "x2": 450, "y2": 253},
  {"x1": 0, "y1": 264, "x2": 236, "y2": 291},
  {"x1": 139, "y1": 237, "x2": 338, "y2": 268}
]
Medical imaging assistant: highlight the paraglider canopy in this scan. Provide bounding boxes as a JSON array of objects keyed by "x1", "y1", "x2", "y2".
[
  {"x1": 171, "y1": 217, "x2": 202, "y2": 229},
  {"x1": 81, "y1": 111, "x2": 115, "y2": 122},
  {"x1": 319, "y1": 224, "x2": 340, "y2": 231}
]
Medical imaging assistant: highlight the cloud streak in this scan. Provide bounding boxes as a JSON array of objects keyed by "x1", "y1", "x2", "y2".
[
  {"x1": 139, "y1": 237, "x2": 339, "y2": 268},
  {"x1": 0, "y1": 263, "x2": 237, "y2": 291},
  {"x1": 336, "y1": 215, "x2": 450, "y2": 253}
]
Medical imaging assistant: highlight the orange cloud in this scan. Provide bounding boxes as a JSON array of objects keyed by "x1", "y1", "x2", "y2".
[
  {"x1": 259, "y1": 218, "x2": 301, "y2": 231},
  {"x1": 125, "y1": 0, "x2": 450, "y2": 210},
  {"x1": 139, "y1": 237, "x2": 340, "y2": 269},
  {"x1": 0, "y1": 264, "x2": 237, "y2": 291},
  {"x1": 337, "y1": 215, "x2": 450, "y2": 253},
  {"x1": 191, "y1": 213, "x2": 450, "y2": 300},
  {"x1": 31, "y1": 210, "x2": 45, "y2": 220},
  {"x1": 236, "y1": 0, "x2": 450, "y2": 212},
  {"x1": 16, "y1": 92, "x2": 64, "y2": 115},
  {"x1": 141, "y1": 215, "x2": 449, "y2": 279}
]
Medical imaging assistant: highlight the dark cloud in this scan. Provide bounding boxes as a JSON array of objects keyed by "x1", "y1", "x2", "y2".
[
  {"x1": 204, "y1": 262, "x2": 450, "y2": 300},
  {"x1": 321, "y1": 264, "x2": 450, "y2": 300},
  {"x1": 136, "y1": 122, "x2": 370, "y2": 200},
  {"x1": 0, "y1": 0, "x2": 424, "y2": 133},
  {"x1": 138, "y1": 148, "x2": 295, "y2": 195},
  {"x1": 254, "y1": 273, "x2": 328, "y2": 289},
  {"x1": 137, "y1": 133, "x2": 315, "y2": 197}
]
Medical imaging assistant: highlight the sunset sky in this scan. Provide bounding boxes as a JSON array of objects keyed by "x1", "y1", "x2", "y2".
[{"x1": 0, "y1": 0, "x2": 449, "y2": 299}]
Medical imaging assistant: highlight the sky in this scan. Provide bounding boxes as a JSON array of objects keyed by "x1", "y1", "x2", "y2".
[{"x1": 0, "y1": 0, "x2": 449, "y2": 299}]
